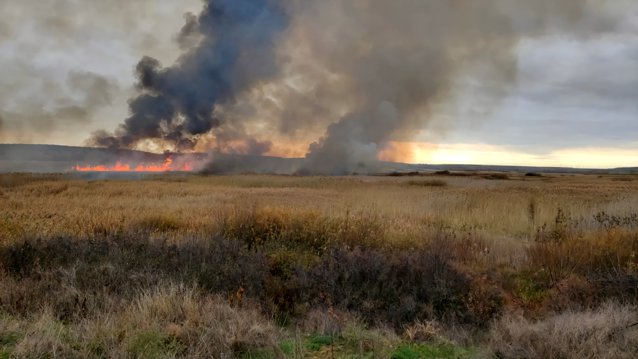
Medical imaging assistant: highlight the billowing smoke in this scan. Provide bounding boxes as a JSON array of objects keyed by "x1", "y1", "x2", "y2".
[
  {"x1": 297, "y1": 0, "x2": 609, "y2": 174},
  {"x1": 90, "y1": 0, "x2": 623, "y2": 174},
  {"x1": 90, "y1": 0, "x2": 288, "y2": 151}
]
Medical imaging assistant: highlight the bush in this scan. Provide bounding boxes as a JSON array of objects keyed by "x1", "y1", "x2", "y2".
[
  {"x1": 529, "y1": 209, "x2": 638, "y2": 302},
  {"x1": 0, "y1": 231, "x2": 503, "y2": 329},
  {"x1": 0, "y1": 236, "x2": 268, "y2": 319},
  {"x1": 288, "y1": 237, "x2": 503, "y2": 328},
  {"x1": 482, "y1": 173, "x2": 509, "y2": 180},
  {"x1": 489, "y1": 303, "x2": 638, "y2": 359},
  {"x1": 2, "y1": 285, "x2": 282, "y2": 359},
  {"x1": 406, "y1": 180, "x2": 447, "y2": 187},
  {"x1": 219, "y1": 207, "x2": 385, "y2": 253},
  {"x1": 133, "y1": 215, "x2": 184, "y2": 232},
  {"x1": 391, "y1": 343, "x2": 475, "y2": 359}
]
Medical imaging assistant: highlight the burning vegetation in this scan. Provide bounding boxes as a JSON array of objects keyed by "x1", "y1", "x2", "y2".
[{"x1": 73, "y1": 157, "x2": 194, "y2": 172}]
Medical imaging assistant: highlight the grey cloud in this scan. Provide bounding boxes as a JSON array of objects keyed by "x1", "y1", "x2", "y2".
[
  {"x1": 0, "y1": 0, "x2": 201, "y2": 143},
  {"x1": 0, "y1": 71, "x2": 116, "y2": 141}
]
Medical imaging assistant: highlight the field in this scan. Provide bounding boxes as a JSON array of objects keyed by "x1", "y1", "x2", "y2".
[{"x1": 1, "y1": 172, "x2": 637, "y2": 358}]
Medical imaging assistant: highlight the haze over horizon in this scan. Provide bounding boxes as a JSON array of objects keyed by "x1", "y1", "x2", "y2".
[{"x1": 0, "y1": 0, "x2": 636, "y2": 170}]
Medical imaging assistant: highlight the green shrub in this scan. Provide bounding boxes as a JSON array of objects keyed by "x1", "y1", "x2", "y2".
[
  {"x1": 306, "y1": 334, "x2": 334, "y2": 351},
  {"x1": 128, "y1": 330, "x2": 181, "y2": 359}
]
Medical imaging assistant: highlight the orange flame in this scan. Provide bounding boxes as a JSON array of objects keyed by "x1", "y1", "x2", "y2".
[{"x1": 74, "y1": 157, "x2": 193, "y2": 172}]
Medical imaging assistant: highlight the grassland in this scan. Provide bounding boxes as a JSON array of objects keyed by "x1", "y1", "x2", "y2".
[{"x1": 1, "y1": 172, "x2": 637, "y2": 358}]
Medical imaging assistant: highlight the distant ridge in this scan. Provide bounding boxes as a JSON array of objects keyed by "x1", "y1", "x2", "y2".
[{"x1": 0, "y1": 144, "x2": 636, "y2": 174}]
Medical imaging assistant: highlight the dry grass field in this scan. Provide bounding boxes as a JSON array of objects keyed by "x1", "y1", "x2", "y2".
[{"x1": 1, "y1": 172, "x2": 637, "y2": 358}]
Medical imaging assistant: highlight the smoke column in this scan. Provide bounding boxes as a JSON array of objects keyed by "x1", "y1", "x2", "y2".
[
  {"x1": 90, "y1": 0, "x2": 622, "y2": 174},
  {"x1": 91, "y1": 0, "x2": 288, "y2": 151}
]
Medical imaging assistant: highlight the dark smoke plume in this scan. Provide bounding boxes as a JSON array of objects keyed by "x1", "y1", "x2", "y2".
[{"x1": 91, "y1": 0, "x2": 288, "y2": 150}]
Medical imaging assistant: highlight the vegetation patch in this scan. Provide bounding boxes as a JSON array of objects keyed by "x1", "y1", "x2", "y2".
[
  {"x1": 406, "y1": 179, "x2": 448, "y2": 187},
  {"x1": 306, "y1": 334, "x2": 335, "y2": 351},
  {"x1": 391, "y1": 343, "x2": 476, "y2": 359},
  {"x1": 134, "y1": 215, "x2": 184, "y2": 232},
  {"x1": 1, "y1": 173, "x2": 638, "y2": 357},
  {"x1": 128, "y1": 330, "x2": 180, "y2": 359}
]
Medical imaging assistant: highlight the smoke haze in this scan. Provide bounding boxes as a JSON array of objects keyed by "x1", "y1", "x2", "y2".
[{"x1": 86, "y1": 0, "x2": 631, "y2": 174}]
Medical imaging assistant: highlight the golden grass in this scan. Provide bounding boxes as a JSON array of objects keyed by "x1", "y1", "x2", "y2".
[{"x1": 1, "y1": 172, "x2": 637, "y2": 248}]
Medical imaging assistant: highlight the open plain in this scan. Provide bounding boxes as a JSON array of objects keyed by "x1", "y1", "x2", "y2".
[{"x1": 1, "y1": 172, "x2": 637, "y2": 358}]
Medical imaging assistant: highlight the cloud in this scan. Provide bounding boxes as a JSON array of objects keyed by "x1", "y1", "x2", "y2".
[
  {"x1": 0, "y1": 70, "x2": 117, "y2": 141},
  {"x1": 0, "y1": 0, "x2": 201, "y2": 144}
]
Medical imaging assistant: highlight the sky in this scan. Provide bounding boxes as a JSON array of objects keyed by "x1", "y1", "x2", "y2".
[{"x1": 0, "y1": 0, "x2": 636, "y2": 168}]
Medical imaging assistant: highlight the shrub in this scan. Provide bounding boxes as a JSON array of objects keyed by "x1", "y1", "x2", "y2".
[
  {"x1": 406, "y1": 180, "x2": 447, "y2": 187},
  {"x1": 489, "y1": 303, "x2": 638, "y2": 359},
  {"x1": 112, "y1": 286, "x2": 281, "y2": 358},
  {"x1": 289, "y1": 237, "x2": 502, "y2": 328},
  {"x1": 593, "y1": 211, "x2": 638, "y2": 229},
  {"x1": 529, "y1": 209, "x2": 638, "y2": 294},
  {"x1": 403, "y1": 320, "x2": 444, "y2": 343},
  {"x1": 1, "y1": 285, "x2": 282, "y2": 359},
  {"x1": 391, "y1": 343, "x2": 476, "y2": 359},
  {"x1": 219, "y1": 207, "x2": 385, "y2": 253},
  {"x1": 482, "y1": 173, "x2": 509, "y2": 180},
  {"x1": 0, "y1": 236, "x2": 269, "y2": 319},
  {"x1": 133, "y1": 215, "x2": 184, "y2": 232},
  {"x1": 305, "y1": 334, "x2": 334, "y2": 351}
]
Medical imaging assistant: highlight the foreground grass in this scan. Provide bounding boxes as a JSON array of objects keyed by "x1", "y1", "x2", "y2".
[{"x1": 1, "y1": 172, "x2": 637, "y2": 357}]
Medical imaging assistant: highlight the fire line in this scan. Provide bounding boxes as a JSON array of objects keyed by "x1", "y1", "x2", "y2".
[{"x1": 74, "y1": 157, "x2": 193, "y2": 172}]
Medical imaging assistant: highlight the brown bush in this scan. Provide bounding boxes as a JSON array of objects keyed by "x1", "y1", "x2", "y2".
[
  {"x1": 301, "y1": 307, "x2": 358, "y2": 337},
  {"x1": 529, "y1": 209, "x2": 638, "y2": 297},
  {"x1": 489, "y1": 303, "x2": 638, "y2": 359},
  {"x1": 0, "y1": 236, "x2": 269, "y2": 319},
  {"x1": 543, "y1": 274, "x2": 598, "y2": 312},
  {"x1": 403, "y1": 320, "x2": 444, "y2": 343}
]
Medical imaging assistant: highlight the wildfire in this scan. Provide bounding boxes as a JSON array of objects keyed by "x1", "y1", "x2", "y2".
[{"x1": 74, "y1": 157, "x2": 193, "y2": 172}]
